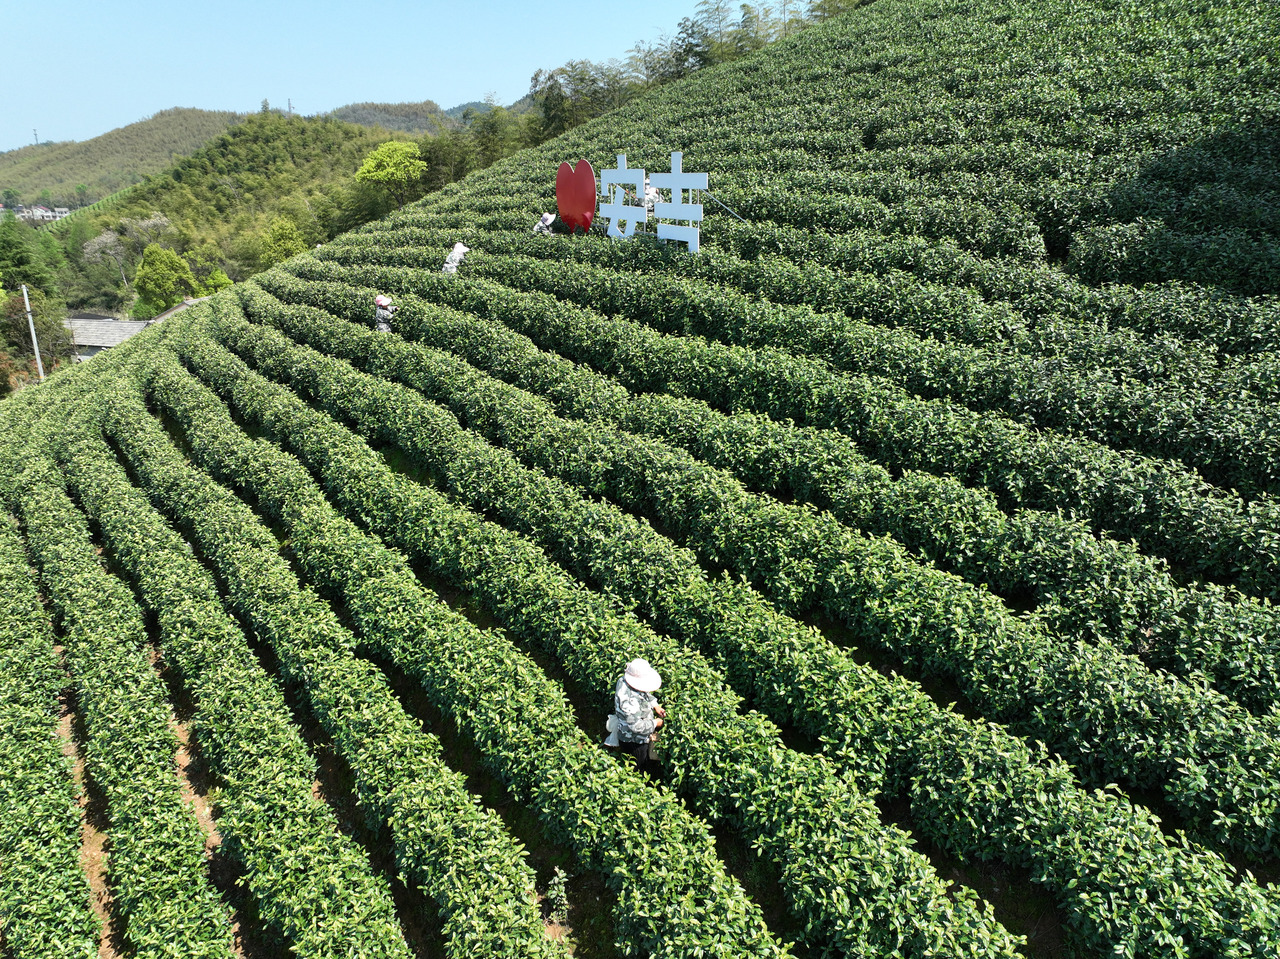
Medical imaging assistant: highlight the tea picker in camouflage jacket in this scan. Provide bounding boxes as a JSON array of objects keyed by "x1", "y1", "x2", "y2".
[
  {"x1": 374, "y1": 294, "x2": 396, "y2": 332},
  {"x1": 609, "y1": 659, "x2": 666, "y2": 769}
]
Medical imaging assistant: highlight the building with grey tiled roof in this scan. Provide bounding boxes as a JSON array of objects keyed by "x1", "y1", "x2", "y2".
[{"x1": 64, "y1": 317, "x2": 152, "y2": 361}]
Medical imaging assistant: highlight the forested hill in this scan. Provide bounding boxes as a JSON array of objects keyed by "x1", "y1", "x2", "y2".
[
  {"x1": 0, "y1": 108, "x2": 241, "y2": 208},
  {"x1": 56, "y1": 111, "x2": 394, "y2": 246},
  {"x1": 2, "y1": 1, "x2": 1279, "y2": 957},
  {"x1": 47, "y1": 112, "x2": 400, "y2": 312},
  {"x1": 444, "y1": 100, "x2": 492, "y2": 119},
  {"x1": 326, "y1": 100, "x2": 454, "y2": 133}
]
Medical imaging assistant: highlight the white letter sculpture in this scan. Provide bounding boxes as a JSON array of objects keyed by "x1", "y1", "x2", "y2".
[
  {"x1": 600, "y1": 154, "x2": 647, "y2": 239},
  {"x1": 650, "y1": 152, "x2": 707, "y2": 253}
]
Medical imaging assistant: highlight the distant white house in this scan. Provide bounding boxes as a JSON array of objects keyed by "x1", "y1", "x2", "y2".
[{"x1": 15, "y1": 205, "x2": 71, "y2": 222}]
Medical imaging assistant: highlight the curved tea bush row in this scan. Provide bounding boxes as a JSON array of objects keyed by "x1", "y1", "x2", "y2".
[
  {"x1": 359, "y1": 207, "x2": 1280, "y2": 433},
  {"x1": 454, "y1": 250, "x2": 1280, "y2": 498},
  {"x1": 167, "y1": 304, "x2": 1023, "y2": 959},
  {"x1": 335, "y1": 221, "x2": 1029, "y2": 346},
  {"x1": 1069, "y1": 217, "x2": 1280, "y2": 299},
  {"x1": 484, "y1": 227, "x2": 1280, "y2": 415},
  {"x1": 695, "y1": 218, "x2": 1280, "y2": 357},
  {"x1": 367, "y1": 0, "x2": 1278, "y2": 297},
  {"x1": 126, "y1": 340, "x2": 787, "y2": 959},
  {"x1": 252, "y1": 270, "x2": 1280, "y2": 719},
  {"x1": 230, "y1": 281, "x2": 1280, "y2": 956},
  {"x1": 48, "y1": 390, "x2": 424, "y2": 959},
  {"x1": 283, "y1": 257, "x2": 1280, "y2": 603},
  {"x1": 341, "y1": 219, "x2": 1280, "y2": 415},
  {"x1": 361, "y1": 209, "x2": 1280, "y2": 361},
  {"x1": 0, "y1": 511, "x2": 98, "y2": 959},
  {"x1": 704, "y1": 221, "x2": 1280, "y2": 362},
  {"x1": 375, "y1": 135, "x2": 1046, "y2": 265},
  {"x1": 709, "y1": 178, "x2": 1047, "y2": 260},
  {"x1": 227, "y1": 285, "x2": 926, "y2": 786},
  {"x1": 0, "y1": 436, "x2": 234, "y2": 958},
  {"x1": 227, "y1": 284, "x2": 1280, "y2": 861},
  {"x1": 93, "y1": 365, "x2": 564, "y2": 959},
  {"x1": 458, "y1": 200, "x2": 1280, "y2": 412},
  {"x1": 329, "y1": 232, "x2": 1278, "y2": 496}
]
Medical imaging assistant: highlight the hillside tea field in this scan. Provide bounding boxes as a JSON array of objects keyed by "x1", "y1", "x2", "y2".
[{"x1": 2, "y1": 0, "x2": 1279, "y2": 957}]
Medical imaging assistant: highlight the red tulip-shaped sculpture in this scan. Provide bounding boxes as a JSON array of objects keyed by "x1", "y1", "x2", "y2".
[{"x1": 556, "y1": 159, "x2": 596, "y2": 234}]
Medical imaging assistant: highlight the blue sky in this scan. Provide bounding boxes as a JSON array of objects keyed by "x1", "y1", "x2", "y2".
[{"x1": 3, "y1": 0, "x2": 702, "y2": 153}]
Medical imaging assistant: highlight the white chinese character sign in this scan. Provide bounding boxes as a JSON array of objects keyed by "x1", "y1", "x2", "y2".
[
  {"x1": 650, "y1": 152, "x2": 707, "y2": 253},
  {"x1": 600, "y1": 155, "x2": 647, "y2": 238},
  {"x1": 552, "y1": 152, "x2": 709, "y2": 251}
]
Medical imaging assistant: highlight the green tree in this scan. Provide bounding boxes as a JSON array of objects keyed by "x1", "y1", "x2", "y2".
[
  {"x1": 204, "y1": 268, "x2": 233, "y2": 294},
  {"x1": 627, "y1": 18, "x2": 715, "y2": 83},
  {"x1": 697, "y1": 0, "x2": 734, "y2": 46},
  {"x1": 354, "y1": 140, "x2": 427, "y2": 209},
  {"x1": 0, "y1": 346, "x2": 16, "y2": 395},
  {"x1": 82, "y1": 230, "x2": 131, "y2": 289},
  {"x1": 729, "y1": 4, "x2": 773, "y2": 53},
  {"x1": 33, "y1": 231, "x2": 66, "y2": 279},
  {"x1": 118, "y1": 212, "x2": 173, "y2": 256},
  {"x1": 186, "y1": 244, "x2": 233, "y2": 293},
  {"x1": 0, "y1": 212, "x2": 57, "y2": 293},
  {"x1": 2, "y1": 285, "x2": 73, "y2": 376},
  {"x1": 259, "y1": 216, "x2": 307, "y2": 267},
  {"x1": 529, "y1": 60, "x2": 640, "y2": 142},
  {"x1": 806, "y1": 0, "x2": 871, "y2": 19},
  {"x1": 132, "y1": 243, "x2": 200, "y2": 319},
  {"x1": 776, "y1": 0, "x2": 803, "y2": 37},
  {"x1": 1, "y1": 188, "x2": 19, "y2": 209},
  {"x1": 467, "y1": 98, "x2": 522, "y2": 167},
  {"x1": 419, "y1": 128, "x2": 476, "y2": 193},
  {"x1": 330, "y1": 179, "x2": 397, "y2": 235}
]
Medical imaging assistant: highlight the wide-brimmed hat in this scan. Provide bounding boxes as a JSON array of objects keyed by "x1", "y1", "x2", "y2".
[
  {"x1": 624, "y1": 658, "x2": 661, "y2": 692},
  {"x1": 375, "y1": 295, "x2": 392, "y2": 307}
]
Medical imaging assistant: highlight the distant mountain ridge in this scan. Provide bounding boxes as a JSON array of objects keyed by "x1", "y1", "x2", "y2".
[
  {"x1": 0, "y1": 108, "x2": 241, "y2": 208},
  {"x1": 444, "y1": 100, "x2": 492, "y2": 119},
  {"x1": 325, "y1": 98, "x2": 530, "y2": 130},
  {"x1": 1, "y1": 100, "x2": 533, "y2": 209},
  {"x1": 325, "y1": 100, "x2": 454, "y2": 134}
]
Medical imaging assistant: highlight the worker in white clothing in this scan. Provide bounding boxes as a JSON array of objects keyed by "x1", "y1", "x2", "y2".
[{"x1": 608, "y1": 658, "x2": 665, "y2": 771}]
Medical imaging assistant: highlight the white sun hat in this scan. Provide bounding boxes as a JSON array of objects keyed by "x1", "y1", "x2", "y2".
[
  {"x1": 375, "y1": 295, "x2": 392, "y2": 307},
  {"x1": 624, "y1": 658, "x2": 661, "y2": 692}
]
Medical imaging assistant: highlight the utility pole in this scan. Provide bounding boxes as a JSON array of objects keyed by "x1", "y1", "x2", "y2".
[
  {"x1": 21, "y1": 285, "x2": 45, "y2": 382},
  {"x1": 287, "y1": 98, "x2": 293, "y2": 116},
  {"x1": 32, "y1": 128, "x2": 38, "y2": 146}
]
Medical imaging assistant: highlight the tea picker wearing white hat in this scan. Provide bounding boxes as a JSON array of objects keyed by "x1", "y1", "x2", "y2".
[
  {"x1": 374, "y1": 294, "x2": 396, "y2": 333},
  {"x1": 605, "y1": 659, "x2": 666, "y2": 770}
]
